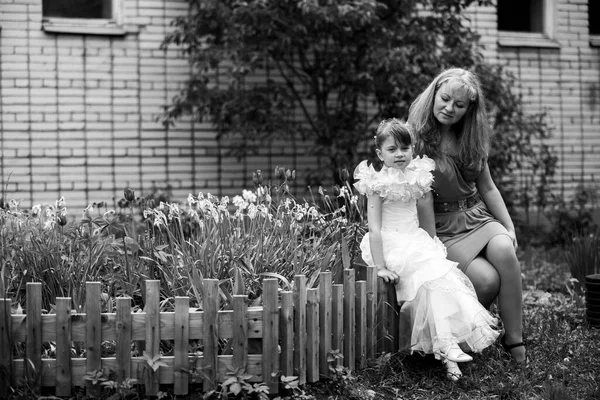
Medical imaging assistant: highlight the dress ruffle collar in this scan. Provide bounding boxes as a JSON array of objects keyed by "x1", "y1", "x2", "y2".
[{"x1": 353, "y1": 156, "x2": 435, "y2": 202}]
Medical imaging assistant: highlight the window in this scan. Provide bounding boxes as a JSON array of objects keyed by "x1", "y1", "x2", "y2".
[
  {"x1": 42, "y1": 0, "x2": 127, "y2": 36},
  {"x1": 497, "y1": 0, "x2": 559, "y2": 48},
  {"x1": 590, "y1": 0, "x2": 600, "y2": 46}
]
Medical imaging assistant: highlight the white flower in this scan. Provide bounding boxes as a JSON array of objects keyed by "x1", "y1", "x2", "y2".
[
  {"x1": 31, "y1": 204, "x2": 42, "y2": 216},
  {"x1": 55, "y1": 196, "x2": 66, "y2": 208},
  {"x1": 242, "y1": 189, "x2": 257, "y2": 203},
  {"x1": 247, "y1": 204, "x2": 258, "y2": 219},
  {"x1": 187, "y1": 194, "x2": 197, "y2": 206}
]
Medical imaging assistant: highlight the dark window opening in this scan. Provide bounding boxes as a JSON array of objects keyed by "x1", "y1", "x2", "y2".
[
  {"x1": 498, "y1": 0, "x2": 544, "y2": 33},
  {"x1": 42, "y1": 0, "x2": 112, "y2": 20},
  {"x1": 590, "y1": 1, "x2": 600, "y2": 35}
]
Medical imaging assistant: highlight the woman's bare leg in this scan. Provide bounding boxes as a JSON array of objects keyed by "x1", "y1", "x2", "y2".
[
  {"x1": 484, "y1": 235, "x2": 525, "y2": 362},
  {"x1": 462, "y1": 257, "x2": 500, "y2": 309}
]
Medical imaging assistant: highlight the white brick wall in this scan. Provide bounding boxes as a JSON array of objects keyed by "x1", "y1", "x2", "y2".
[{"x1": 1, "y1": 0, "x2": 599, "y2": 215}]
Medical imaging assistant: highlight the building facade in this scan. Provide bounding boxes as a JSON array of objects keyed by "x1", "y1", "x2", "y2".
[{"x1": 0, "y1": 0, "x2": 599, "y2": 214}]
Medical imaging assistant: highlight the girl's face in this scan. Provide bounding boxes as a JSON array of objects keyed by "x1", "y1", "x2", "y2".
[
  {"x1": 376, "y1": 135, "x2": 413, "y2": 171},
  {"x1": 433, "y1": 81, "x2": 471, "y2": 127}
]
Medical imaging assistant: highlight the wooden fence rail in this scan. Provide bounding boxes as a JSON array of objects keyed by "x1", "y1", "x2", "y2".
[{"x1": 0, "y1": 266, "x2": 401, "y2": 397}]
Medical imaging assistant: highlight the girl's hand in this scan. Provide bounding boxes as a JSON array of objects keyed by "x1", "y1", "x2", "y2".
[{"x1": 377, "y1": 268, "x2": 399, "y2": 284}]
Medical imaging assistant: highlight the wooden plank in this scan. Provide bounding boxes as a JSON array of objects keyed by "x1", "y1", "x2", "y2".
[
  {"x1": 85, "y1": 282, "x2": 102, "y2": 398},
  {"x1": 12, "y1": 354, "x2": 265, "y2": 386},
  {"x1": 26, "y1": 282, "x2": 42, "y2": 395},
  {"x1": 232, "y1": 295, "x2": 248, "y2": 372},
  {"x1": 55, "y1": 297, "x2": 72, "y2": 397},
  {"x1": 365, "y1": 266, "x2": 377, "y2": 360},
  {"x1": 279, "y1": 291, "x2": 294, "y2": 377},
  {"x1": 293, "y1": 275, "x2": 307, "y2": 385},
  {"x1": 0, "y1": 298, "x2": 13, "y2": 395},
  {"x1": 174, "y1": 296, "x2": 190, "y2": 396},
  {"x1": 387, "y1": 280, "x2": 400, "y2": 351},
  {"x1": 306, "y1": 289, "x2": 319, "y2": 383},
  {"x1": 318, "y1": 271, "x2": 332, "y2": 378},
  {"x1": 10, "y1": 308, "x2": 267, "y2": 342},
  {"x1": 203, "y1": 279, "x2": 219, "y2": 392},
  {"x1": 144, "y1": 280, "x2": 160, "y2": 396},
  {"x1": 376, "y1": 278, "x2": 388, "y2": 355},
  {"x1": 343, "y1": 269, "x2": 355, "y2": 370},
  {"x1": 262, "y1": 279, "x2": 279, "y2": 393},
  {"x1": 115, "y1": 297, "x2": 132, "y2": 385},
  {"x1": 331, "y1": 284, "x2": 344, "y2": 368},
  {"x1": 355, "y1": 281, "x2": 367, "y2": 369}
]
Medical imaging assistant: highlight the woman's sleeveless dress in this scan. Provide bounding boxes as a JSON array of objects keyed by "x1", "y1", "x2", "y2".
[
  {"x1": 432, "y1": 154, "x2": 510, "y2": 272},
  {"x1": 354, "y1": 157, "x2": 499, "y2": 356}
]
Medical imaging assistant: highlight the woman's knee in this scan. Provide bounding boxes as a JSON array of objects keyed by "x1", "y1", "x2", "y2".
[
  {"x1": 464, "y1": 259, "x2": 500, "y2": 301},
  {"x1": 486, "y1": 235, "x2": 520, "y2": 268}
]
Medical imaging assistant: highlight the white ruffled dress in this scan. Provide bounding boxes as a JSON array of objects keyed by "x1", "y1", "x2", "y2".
[{"x1": 354, "y1": 156, "x2": 499, "y2": 356}]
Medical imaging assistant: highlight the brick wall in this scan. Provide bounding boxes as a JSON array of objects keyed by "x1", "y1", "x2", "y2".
[
  {"x1": 466, "y1": 0, "x2": 600, "y2": 202},
  {"x1": 1, "y1": 0, "x2": 599, "y2": 215},
  {"x1": 0, "y1": 0, "x2": 315, "y2": 215}
]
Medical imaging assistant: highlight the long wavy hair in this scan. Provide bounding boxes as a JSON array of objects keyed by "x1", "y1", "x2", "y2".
[{"x1": 407, "y1": 68, "x2": 491, "y2": 177}]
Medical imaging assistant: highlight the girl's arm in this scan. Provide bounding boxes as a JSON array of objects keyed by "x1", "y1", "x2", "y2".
[
  {"x1": 367, "y1": 194, "x2": 398, "y2": 283},
  {"x1": 416, "y1": 191, "x2": 435, "y2": 238},
  {"x1": 476, "y1": 163, "x2": 518, "y2": 248}
]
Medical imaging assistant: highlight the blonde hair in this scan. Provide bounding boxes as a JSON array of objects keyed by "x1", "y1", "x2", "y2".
[{"x1": 407, "y1": 67, "x2": 491, "y2": 176}]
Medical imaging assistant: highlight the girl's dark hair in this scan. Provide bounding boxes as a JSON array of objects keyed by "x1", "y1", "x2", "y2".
[
  {"x1": 372, "y1": 118, "x2": 413, "y2": 170},
  {"x1": 374, "y1": 118, "x2": 413, "y2": 149}
]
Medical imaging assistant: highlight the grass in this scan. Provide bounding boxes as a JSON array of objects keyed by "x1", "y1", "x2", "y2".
[{"x1": 302, "y1": 245, "x2": 600, "y2": 400}]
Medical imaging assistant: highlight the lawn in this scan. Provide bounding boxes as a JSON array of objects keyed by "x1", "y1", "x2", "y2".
[{"x1": 301, "y1": 245, "x2": 600, "y2": 400}]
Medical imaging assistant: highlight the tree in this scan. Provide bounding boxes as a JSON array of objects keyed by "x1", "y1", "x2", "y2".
[{"x1": 161, "y1": 0, "x2": 555, "y2": 212}]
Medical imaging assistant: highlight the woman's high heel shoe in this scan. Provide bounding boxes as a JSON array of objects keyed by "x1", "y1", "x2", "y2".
[
  {"x1": 501, "y1": 337, "x2": 527, "y2": 364},
  {"x1": 442, "y1": 359, "x2": 463, "y2": 382}
]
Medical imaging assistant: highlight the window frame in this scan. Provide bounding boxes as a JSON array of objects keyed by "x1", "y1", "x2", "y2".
[
  {"x1": 590, "y1": 1, "x2": 600, "y2": 47},
  {"x1": 497, "y1": 0, "x2": 560, "y2": 49},
  {"x1": 41, "y1": 0, "x2": 128, "y2": 36}
]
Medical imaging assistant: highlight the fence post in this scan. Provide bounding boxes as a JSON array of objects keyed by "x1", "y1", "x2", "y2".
[
  {"x1": 331, "y1": 284, "x2": 343, "y2": 367},
  {"x1": 361, "y1": 266, "x2": 377, "y2": 360},
  {"x1": 203, "y1": 279, "x2": 219, "y2": 392},
  {"x1": 293, "y1": 275, "x2": 307, "y2": 385},
  {"x1": 174, "y1": 296, "x2": 190, "y2": 396},
  {"x1": 0, "y1": 298, "x2": 13, "y2": 396},
  {"x1": 144, "y1": 280, "x2": 160, "y2": 396},
  {"x1": 355, "y1": 281, "x2": 367, "y2": 369},
  {"x1": 318, "y1": 271, "x2": 332, "y2": 378},
  {"x1": 280, "y1": 291, "x2": 294, "y2": 378},
  {"x1": 232, "y1": 295, "x2": 248, "y2": 374},
  {"x1": 343, "y1": 269, "x2": 355, "y2": 370},
  {"x1": 306, "y1": 288, "x2": 319, "y2": 383},
  {"x1": 56, "y1": 297, "x2": 72, "y2": 397},
  {"x1": 262, "y1": 279, "x2": 279, "y2": 394},
  {"x1": 116, "y1": 297, "x2": 132, "y2": 386},
  {"x1": 85, "y1": 282, "x2": 102, "y2": 398},
  {"x1": 26, "y1": 282, "x2": 42, "y2": 395}
]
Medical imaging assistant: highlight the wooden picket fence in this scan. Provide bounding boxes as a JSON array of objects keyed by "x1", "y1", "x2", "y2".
[{"x1": 0, "y1": 266, "x2": 402, "y2": 397}]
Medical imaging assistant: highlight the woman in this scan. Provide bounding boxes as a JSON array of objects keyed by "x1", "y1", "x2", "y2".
[{"x1": 407, "y1": 67, "x2": 526, "y2": 363}]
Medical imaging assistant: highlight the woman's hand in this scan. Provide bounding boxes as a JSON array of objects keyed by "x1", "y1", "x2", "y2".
[
  {"x1": 507, "y1": 229, "x2": 518, "y2": 250},
  {"x1": 377, "y1": 268, "x2": 399, "y2": 284}
]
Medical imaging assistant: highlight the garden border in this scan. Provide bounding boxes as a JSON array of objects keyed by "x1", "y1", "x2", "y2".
[{"x1": 0, "y1": 266, "x2": 401, "y2": 397}]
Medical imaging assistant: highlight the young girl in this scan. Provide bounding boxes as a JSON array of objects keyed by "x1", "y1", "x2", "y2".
[{"x1": 354, "y1": 118, "x2": 499, "y2": 381}]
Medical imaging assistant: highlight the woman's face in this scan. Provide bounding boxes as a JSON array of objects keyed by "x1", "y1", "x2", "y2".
[
  {"x1": 376, "y1": 135, "x2": 413, "y2": 171},
  {"x1": 433, "y1": 82, "x2": 471, "y2": 127}
]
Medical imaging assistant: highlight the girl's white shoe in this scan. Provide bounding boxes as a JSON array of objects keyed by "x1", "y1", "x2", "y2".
[
  {"x1": 443, "y1": 359, "x2": 463, "y2": 382},
  {"x1": 437, "y1": 342, "x2": 473, "y2": 363}
]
